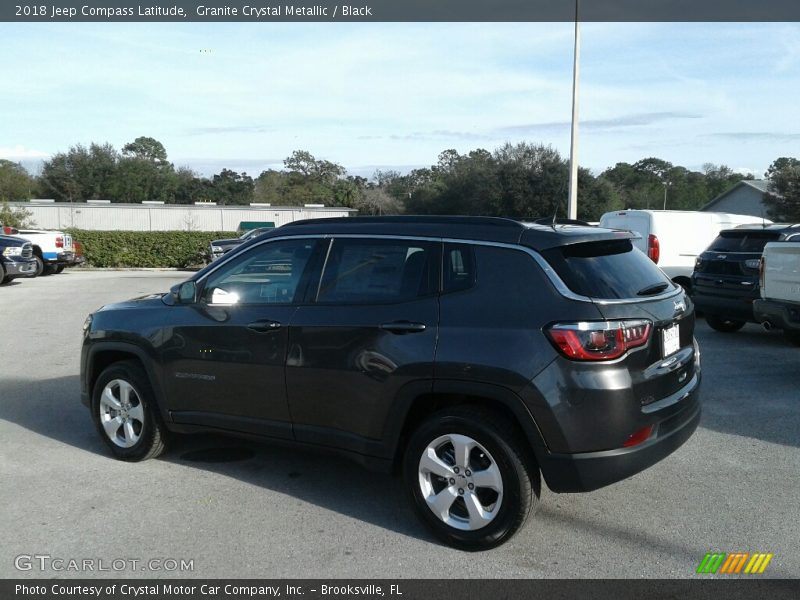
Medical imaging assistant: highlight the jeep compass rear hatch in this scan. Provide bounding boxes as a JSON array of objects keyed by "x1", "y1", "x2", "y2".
[{"x1": 541, "y1": 238, "x2": 697, "y2": 408}]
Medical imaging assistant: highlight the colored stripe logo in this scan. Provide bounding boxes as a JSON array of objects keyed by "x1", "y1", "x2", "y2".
[{"x1": 697, "y1": 552, "x2": 773, "y2": 574}]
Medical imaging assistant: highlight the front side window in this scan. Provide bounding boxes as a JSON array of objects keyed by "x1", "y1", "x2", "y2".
[
  {"x1": 317, "y1": 239, "x2": 438, "y2": 304},
  {"x1": 203, "y1": 239, "x2": 317, "y2": 305}
]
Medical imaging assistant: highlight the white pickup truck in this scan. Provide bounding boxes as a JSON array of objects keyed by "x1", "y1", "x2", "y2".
[
  {"x1": 755, "y1": 240, "x2": 800, "y2": 345},
  {"x1": 1, "y1": 227, "x2": 75, "y2": 276}
]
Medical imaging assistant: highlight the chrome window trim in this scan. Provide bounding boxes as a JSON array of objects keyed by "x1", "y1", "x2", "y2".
[{"x1": 196, "y1": 232, "x2": 681, "y2": 305}]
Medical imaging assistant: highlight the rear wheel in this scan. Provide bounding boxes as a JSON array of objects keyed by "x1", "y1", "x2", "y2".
[
  {"x1": 0, "y1": 262, "x2": 7, "y2": 284},
  {"x1": 403, "y1": 406, "x2": 539, "y2": 550},
  {"x1": 705, "y1": 314, "x2": 746, "y2": 333},
  {"x1": 91, "y1": 360, "x2": 167, "y2": 461},
  {"x1": 55, "y1": 265, "x2": 65, "y2": 274}
]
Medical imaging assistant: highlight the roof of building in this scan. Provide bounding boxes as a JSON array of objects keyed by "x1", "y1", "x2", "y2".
[{"x1": 702, "y1": 179, "x2": 774, "y2": 211}]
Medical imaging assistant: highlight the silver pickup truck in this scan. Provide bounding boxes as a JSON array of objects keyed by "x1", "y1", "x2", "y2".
[{"x1": 755, "y1": 240, "x2": 800, "y2": 345}]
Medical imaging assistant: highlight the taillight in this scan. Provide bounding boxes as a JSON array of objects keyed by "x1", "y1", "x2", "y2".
[
  {"x1": 55, "y1": 236, "x2": 64, "y2": 248},
  {"x1": 623, "y1": 425, "x2": 654, "y2": 448},
  {"x1": 759, "y1": 256, "x2": 765, "y2": 290},
  {"x1": 647, "y1": 234, "x2": 660, "y2": 264},
  {"x1": 546, "y1": 320, "x2": 652, "y2": 361}
]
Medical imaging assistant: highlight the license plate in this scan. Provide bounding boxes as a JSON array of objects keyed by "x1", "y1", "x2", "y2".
[{"x1": 662, "y1": 323, "x2": 680, "y2": 357}]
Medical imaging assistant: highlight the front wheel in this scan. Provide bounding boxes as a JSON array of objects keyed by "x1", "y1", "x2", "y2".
[
  {"x1": 91, "y1": 360, "x2": 167, "y2": 461},
  {"x1": 403, "y1": 406, "x2": 539, "y2": 550},
  {"x1": 705, "y1": 314, "x2": 746, "y2": 333}
]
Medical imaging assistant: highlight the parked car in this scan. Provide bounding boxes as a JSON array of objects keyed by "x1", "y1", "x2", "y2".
[
  {"x1": 208, "y1": 226, "x2": 275, "y2": 261},
  {"x1": 691, "y1": 224, "x2": 800, "y2": 332},
  {"x1": 754, "y1": 241, "x2": 800, "y2": 345},
  {"x1": 0, "y1": 234, "x2": 37, "y2": 283},
  {"x1": 599, "y1": 210, "x2": 766, "y2": 291},
  {"x1": 81, "y1": 216, "x2": 701, "y2": 550},
  {"x1": 2, "y1": 226, "x2": 75, "y2": 275}
]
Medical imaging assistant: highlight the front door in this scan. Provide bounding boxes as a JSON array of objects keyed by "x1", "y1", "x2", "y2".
[{"x1": 161, "y1": 237, "x2": 321, "y2": 439}]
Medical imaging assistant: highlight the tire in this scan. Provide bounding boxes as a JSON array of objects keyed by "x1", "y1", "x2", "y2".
[
  {"x1": 705, "y1": 314, "x2": 746, "y2": 333},
  {"x1": 785, "y1": 331, "x2": 800, "y2": 347},
  {"x1": 42, "y1": 263, "x2": 57, "y2": 276},
  {"x1": 403, "y1": 406, "x2": 539, "y2": 550},
  {"x1": 91, "y1": 360, "x2": 167, "y2": 461},
  {"x1": 0, "y1": 262, "x2": 8, "y2": 284},
  {"x1": 33, "y1": 255, "x2": 44, "y2": 277},
  {"x1": 55, "y1": 265, "x2": 65, "y2": 274}
]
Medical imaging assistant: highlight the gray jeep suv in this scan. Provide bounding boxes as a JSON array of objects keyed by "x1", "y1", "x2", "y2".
[{"x1": 81, "y1": 216, "x2": 701, "y2": 549}]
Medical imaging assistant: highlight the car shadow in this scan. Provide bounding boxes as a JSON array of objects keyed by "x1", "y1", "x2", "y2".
[{"x1": 0, "y1": 375, "x2": 430, "y2": 543}]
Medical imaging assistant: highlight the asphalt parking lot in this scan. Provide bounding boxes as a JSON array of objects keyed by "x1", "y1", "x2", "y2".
[{"x1": 1, "y1": 270, "x2": 798, "y2": 579}]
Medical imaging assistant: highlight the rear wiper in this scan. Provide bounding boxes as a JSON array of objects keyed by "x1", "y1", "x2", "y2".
[{"x1": 637, "y1": 282, "x2": 669, "y2": 296}]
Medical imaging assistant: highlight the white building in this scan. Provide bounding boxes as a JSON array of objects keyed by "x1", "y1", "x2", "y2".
[{"x1": 7, "y1": 201, "x2": 356, "y2": 232}]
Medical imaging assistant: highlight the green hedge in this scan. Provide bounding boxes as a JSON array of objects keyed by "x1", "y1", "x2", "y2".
[{"x1": 65, "y1": 229, "x2": 237, "y2": 268}]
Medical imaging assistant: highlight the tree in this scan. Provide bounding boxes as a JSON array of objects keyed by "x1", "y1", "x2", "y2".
[
  {"x1": 764, "y1": 157, "x2": 800, "y2": 221},
  {"x1": 122, "y1": 136, "x2": 168, "y2": 165},
  {"x1": 0, "y1": 160, "x2": 37, "y2": 202},
  {"x1": 38, "y1": 143, "x2": 119, "y2": 201},
  {"x1": 0, "y1": 201, "x2": 35, "y2": 228},
  {"x1": 211, "y1": 169, "x2": 254, "y2": 205}
]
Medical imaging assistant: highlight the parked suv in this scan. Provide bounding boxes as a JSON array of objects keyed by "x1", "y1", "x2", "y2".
[
  {"x1": 692, "y1": 224, "x2": 800, "y2": 332},
  {"x1": 80, "y1": 216, "x2": 701, "y2": 549}
]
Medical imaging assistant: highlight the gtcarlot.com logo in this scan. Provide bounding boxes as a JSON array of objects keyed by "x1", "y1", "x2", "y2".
[
  {"x1": 696, "y1": 552, "x2": 774, "y2": 575},
  {"x1": 14, "y1": 554, "x2": 194, "y2": 573}
]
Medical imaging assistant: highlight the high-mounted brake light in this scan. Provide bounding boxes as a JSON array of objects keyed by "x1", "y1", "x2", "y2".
[
  {"x1": 546, "y1": 320, "x2": 652, "y2": 361},
  {"x1": 647, "y1": 234, "x2": 660, "y2": 264}
]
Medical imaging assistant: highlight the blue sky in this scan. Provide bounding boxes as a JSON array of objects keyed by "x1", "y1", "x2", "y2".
[{"x1": 1, "y1": 22, "x2": 799, "y2": 178}]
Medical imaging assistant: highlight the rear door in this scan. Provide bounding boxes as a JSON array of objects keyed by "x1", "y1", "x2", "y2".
[{"x1": 286, "y1": 237, "x2": 440, "y2": 454}]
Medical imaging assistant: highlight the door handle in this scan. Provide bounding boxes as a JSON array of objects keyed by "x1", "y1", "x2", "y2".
[
  {"x1": 247, "y1": 319, "x2": 282, "y2": 333},
  {"x1": 380, "y1": 321, "x2": 427, "y2": 334}
]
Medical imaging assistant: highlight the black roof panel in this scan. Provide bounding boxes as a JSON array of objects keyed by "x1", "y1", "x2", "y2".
[{"x1": 272, "y1": 215, "x2": 636, "y2": 250}]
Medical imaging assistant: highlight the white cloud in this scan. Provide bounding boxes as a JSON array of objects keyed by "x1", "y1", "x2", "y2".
[{"x1": 0, "y1": 146, "x2": 50, "y2": 159}]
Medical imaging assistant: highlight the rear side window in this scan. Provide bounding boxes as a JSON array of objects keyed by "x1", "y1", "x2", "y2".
[
  {"x1": 706, "y1": 231, "x2": 780, "y2": 253},
  {"x1": 542, "y1": 239, "x2": 673, "y2": 299},
  {"x1": 317, "y1": 239, "x2": 438, "y2": 304}
]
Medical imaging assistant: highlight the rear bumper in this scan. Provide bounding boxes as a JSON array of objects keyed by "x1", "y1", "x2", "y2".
[
  {"x1": 754, "y1": 299, "x2": 800, "y2": 333},
  {"x1": 538, "y1": 372, "x2": 701, "y2": 493},
  {"x1": 691, "y1": 290, "x2": 757, "y2": 321}
]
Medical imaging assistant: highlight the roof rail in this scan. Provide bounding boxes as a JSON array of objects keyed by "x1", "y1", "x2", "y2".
[{"x1": 281, "y1": 215, "x2": 525, "y2": 228}]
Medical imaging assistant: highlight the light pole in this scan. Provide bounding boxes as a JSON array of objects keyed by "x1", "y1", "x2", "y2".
[
  {"x1": 662, "y1": 181, "x2": 671, "y2": 210},
  {"x1": 567, "y1": 0, "x2": 581, "y2": 220}
]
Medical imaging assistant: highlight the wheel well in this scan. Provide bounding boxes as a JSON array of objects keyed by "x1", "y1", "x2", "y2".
[
  {"x1": 89, "y1": 350, "x2": 145, "y2": 396},
  {"x1": 393, "y1": 393, "x2": 533, "y2": 471},
  {"x1": 32, "y1": 246, "x2": 43, "y2": 258}
]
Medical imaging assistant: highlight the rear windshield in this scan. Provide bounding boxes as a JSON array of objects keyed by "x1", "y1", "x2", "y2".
[
  {"x1": 706, "y1": 231, "x2": 781, "y2": 253},
  {"x1": 542, "y1": 239, "x2": 673, "y2": 299}
]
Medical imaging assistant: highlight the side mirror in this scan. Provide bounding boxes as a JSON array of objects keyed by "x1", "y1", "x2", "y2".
[{"x1": 177, "y1": 281, "x2": 198, "y2": 304}]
